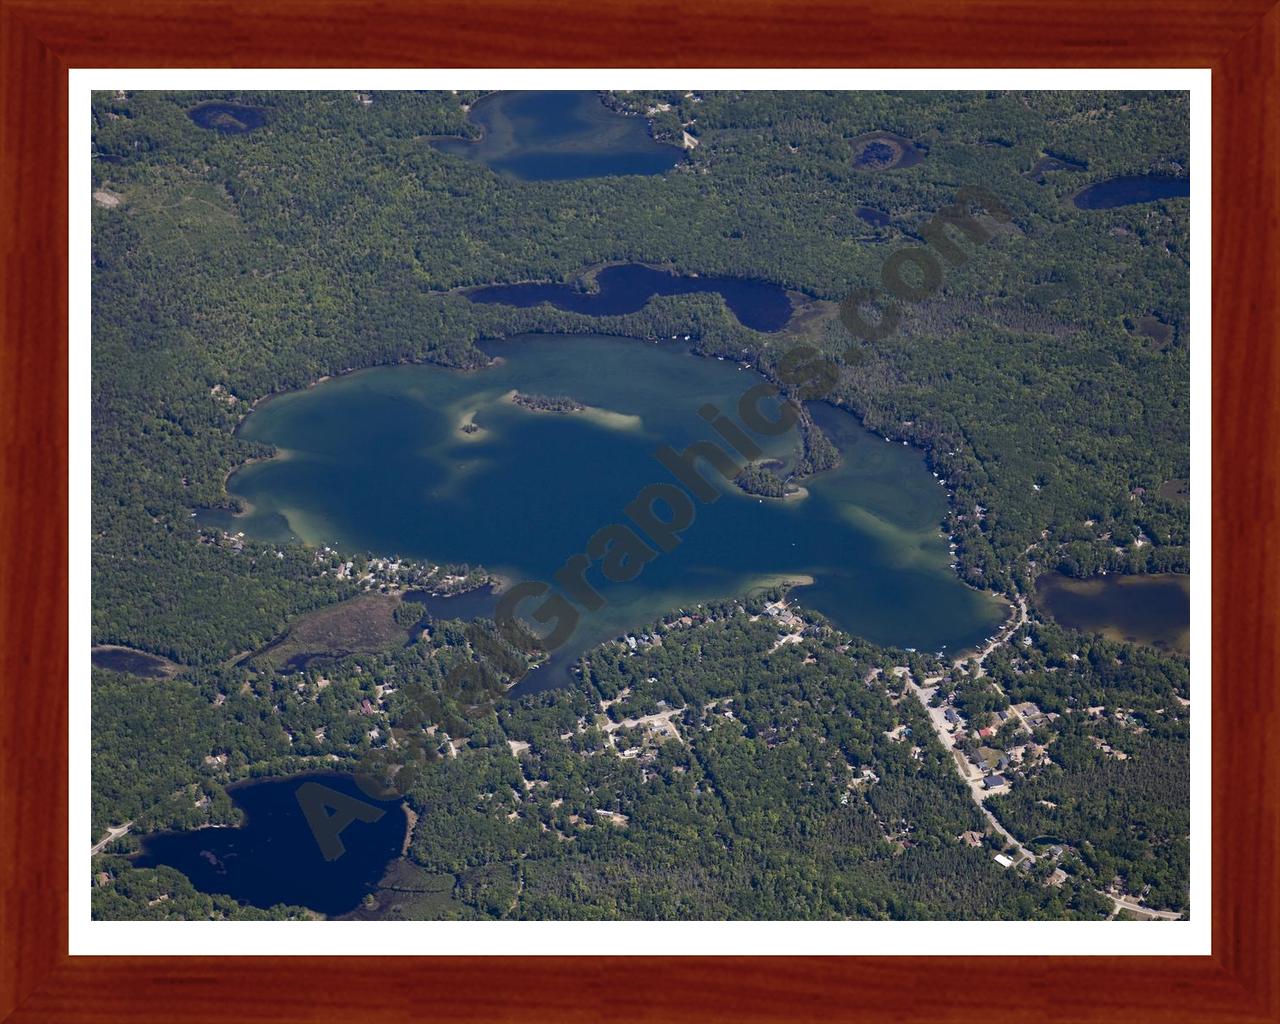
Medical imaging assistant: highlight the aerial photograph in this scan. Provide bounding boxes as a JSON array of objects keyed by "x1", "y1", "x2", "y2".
[{"x1": 90, "y1": 88, "x2": 1191, "y2": 922}]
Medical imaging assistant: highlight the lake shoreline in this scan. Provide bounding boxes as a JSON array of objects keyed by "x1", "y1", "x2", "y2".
[{"x1": 444, "y1": 259, "x2": 815, "y2": 313}]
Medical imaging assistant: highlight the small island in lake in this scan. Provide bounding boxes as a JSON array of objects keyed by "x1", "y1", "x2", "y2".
[
  {"x1": 509, "y1": 391, "x2": 585, "y2": 414},
  {"x1": 454, "y1": 407, "x2": 487, "y2": 440}
]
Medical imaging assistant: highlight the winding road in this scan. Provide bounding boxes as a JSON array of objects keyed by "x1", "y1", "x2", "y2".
[{"x1": 907, "y1": 591, "x2": 1182, "y2": 919}]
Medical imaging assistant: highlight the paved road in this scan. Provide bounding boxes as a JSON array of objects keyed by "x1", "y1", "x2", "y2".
[
  {"x1": 906, "y1": 675, "x2": 1035, "y2": 865},
  {"x1": 1107, "y1": 896, "x2": 1182, "y2": 921},
  {"x1": 91, "y1": 822, "x2": 132, "y2": 855},
  {"x1": 962, "y1": 593, "x2": 1028, "y2": 679}
]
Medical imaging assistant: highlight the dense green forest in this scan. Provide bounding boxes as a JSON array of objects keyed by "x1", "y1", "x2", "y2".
[{"x1": 90, "y1": 89, "x2": 1191, "y2": 920}]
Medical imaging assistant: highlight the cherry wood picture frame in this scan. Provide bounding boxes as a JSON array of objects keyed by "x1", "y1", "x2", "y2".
[{"x1": 2, "y1": 1, "x2": 1276, "y2": 1020}]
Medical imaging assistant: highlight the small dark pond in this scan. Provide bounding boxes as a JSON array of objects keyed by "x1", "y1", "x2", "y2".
[
  {"x1": 465, "y1": 263, "x2": 793, "y2": 333},
  {"x1": 1027, "y1": 152, "x2": 1086, "y2": 182},
  {"x1": 92, "y1": 647, "x2": 171, "y2": 678},
  {"x1": 856, "y1": 206, "x2": 891, "y2": 227},
  {"x1": 187, "y1": 102, "x2": 268, "y2": 134},
  {"x1": 1035, "y1": 572, "x2": 1190, "y2": 655},
  {"x1": 133, "y1": 772, "x2": 405, "y2": 916},
  {"x1": 1073, "y1": 175, "x2": 1189, "y2": 210},
  {"x1": 1127, "y1": 314, "x2": 1174, "y2": 347},
  {"x1": 850, "y1": 131, "x2": 926, "y2": 170}
]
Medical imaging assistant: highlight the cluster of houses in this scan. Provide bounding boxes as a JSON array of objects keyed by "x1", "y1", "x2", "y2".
[
  {"x1": 760, "y1": 599, "x2": 804, "y2": 628},
  {"x1": 937, "y1": 696, "x2": 1054, "y2": 793},
  {"x1": 622, "y1": 631, "x2": 662, "y2": 653},
  {"x1": 307, "y1": 546, "x2": 464, "y2": 593},
  {"x1": 614, "y1": 600, "x2": 802, "y2": 659}
]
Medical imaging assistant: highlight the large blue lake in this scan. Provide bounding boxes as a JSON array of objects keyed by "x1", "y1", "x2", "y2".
[{"x1": 201, "y1": 334, "x2": 1005, "y2": 690}]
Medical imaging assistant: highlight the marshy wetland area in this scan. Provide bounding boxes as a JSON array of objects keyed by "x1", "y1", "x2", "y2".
[{"x1": 91, "y1": 89, "x2": 1192, "y2": 922}]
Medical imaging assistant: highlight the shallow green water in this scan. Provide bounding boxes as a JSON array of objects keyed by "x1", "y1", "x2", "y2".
[{"x1": 204, "y1": 334, "x2": 1003, "y2": 675}]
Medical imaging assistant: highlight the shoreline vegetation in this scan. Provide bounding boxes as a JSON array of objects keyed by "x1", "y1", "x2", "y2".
[
  {"x1": 417, "y1": 89, "x2": 501, "y2": 145},
  {"x1": 400, "y1": 803, "x2": 418, "y2": 857},
  {"x1": 734, "y1": 460, "x2": 808, "y2": 500}
]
